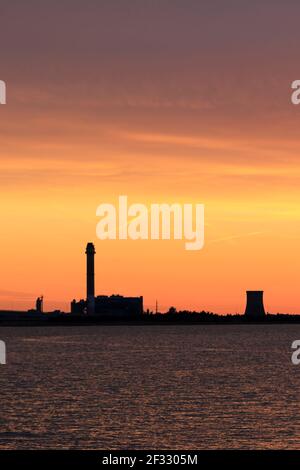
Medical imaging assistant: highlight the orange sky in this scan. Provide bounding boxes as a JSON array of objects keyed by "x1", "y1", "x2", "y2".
[{"x1": 1, "y1": 1, "x2": 300, "y2": 313}]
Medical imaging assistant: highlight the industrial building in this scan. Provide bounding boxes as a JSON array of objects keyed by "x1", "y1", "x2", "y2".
[{"x1": 71, "y1": 242, "x2": 143, "y2": 318}]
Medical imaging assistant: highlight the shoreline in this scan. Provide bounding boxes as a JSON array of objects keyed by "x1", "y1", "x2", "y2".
[{"x1": 1, "y1": 317, "x2": 300, "y2": 327}]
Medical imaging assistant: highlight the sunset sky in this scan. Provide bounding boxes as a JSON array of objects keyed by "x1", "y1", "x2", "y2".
[{"x1": 1, "y1": 1, "x2": 300, "y2": 313}]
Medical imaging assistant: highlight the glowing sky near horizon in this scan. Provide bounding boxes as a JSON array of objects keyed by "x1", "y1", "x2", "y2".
[{"x1": 1, "y1": 1, "x2": 300, "y2": 313}]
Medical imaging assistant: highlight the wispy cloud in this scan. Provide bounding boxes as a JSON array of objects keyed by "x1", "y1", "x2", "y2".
[
  {"x1": 0, "y1": 289, "x2": 35, "y2": 300},
  {"x1": 208, "y1": 231, "x2": 266, "y2": 244}
]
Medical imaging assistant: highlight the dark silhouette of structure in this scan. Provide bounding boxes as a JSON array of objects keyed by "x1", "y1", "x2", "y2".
[
  {"x1": 36, "y1": 296, "x2": 43, "y2": 314},
  {"x1": 86, "y1": 242, "x2": 95, "y2": 314},
  {"x1": 4, "y1": 241, "x2": 298, "y2": 324},
  {"x1": 71, "y1": 243, "x2": 143, "y2": 318},
  {"x1": 71, "y1": 295, "x2": 143, "y2": 317},
  {"x1": 244, "y1": 290, "x2": 266, "y2": 318}
]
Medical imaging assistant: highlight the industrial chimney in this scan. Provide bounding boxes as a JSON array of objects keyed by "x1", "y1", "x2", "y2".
[
  {"x1": 86, "y1": 242, "x2": 95, "y2": 314},
  {"x1": 244, "y1": 290, "x2": 266, "y2": 318}
]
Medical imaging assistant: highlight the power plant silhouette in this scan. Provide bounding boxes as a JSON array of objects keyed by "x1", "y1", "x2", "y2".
[
  {"x1": 71, "y1": 243, "x2": 143, "y2": 318},
  {"x1": 71, "y1": 242, "x2": 266, "y2": 319},
  {"x1": 0, "y1": 241, "x2": 283, "y2": 324}
]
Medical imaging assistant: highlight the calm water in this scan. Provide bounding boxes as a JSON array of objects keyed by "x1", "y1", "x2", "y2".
[{"x1": 0, "y1": 324, "x2": 299, "y2": 449}]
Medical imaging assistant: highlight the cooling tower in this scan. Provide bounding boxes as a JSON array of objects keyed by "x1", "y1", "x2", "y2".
[{"x1": 244, "y1": 290, "x2": 266, "y2": 318}]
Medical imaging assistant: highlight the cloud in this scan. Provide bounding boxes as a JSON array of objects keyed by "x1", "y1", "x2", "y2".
[
  {"x1": 0, "y1": 289, "x2": 34, "y2": 300},
  {"x1": 208, "y1": 231, "x2": 266, "y2": 244}
]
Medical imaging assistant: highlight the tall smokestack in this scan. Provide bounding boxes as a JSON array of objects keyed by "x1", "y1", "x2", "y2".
[
  {"x1": 86, "y1": 242, "x2": 95, "y2": 314},
  {"x1": 244, "y1": 291, "x2": 266, "y2": 318}
]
